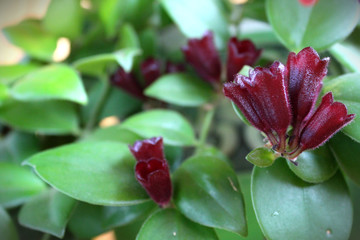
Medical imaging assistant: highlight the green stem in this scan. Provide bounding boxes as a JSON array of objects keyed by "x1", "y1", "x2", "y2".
[
  {"x1": 196, "y1": 106, "x2": 215, "y2": 154},
  {"x1": 83, "y1": 76, "x2": 111, "y2": 135}
]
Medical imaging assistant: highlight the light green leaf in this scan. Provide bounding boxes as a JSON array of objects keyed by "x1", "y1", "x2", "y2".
[
  {"x1": 84, "y1": 125, "x2": 141, "y2": 144},
  {"x1": 0, "y1": 207, "x2": 19, "y2": 240},
  {"x1": 99, "y1": 0, "x2": 126, "y2": 37},
  {"x1": 0, "y1": 83, "x2": 10, "y2": 106},
  {"x1": 0, "y1": 64, "x2": 40, "y2": 85},
  {"x1": 0, "y1": 100, "x2": 79, "y2": 135},
  {"x1": 252, "y1": 159, "x2": 353, "y2": 240},
  {"x1": 19, "y1": 189, "x2": 77, "y2": 238},
  {"x1": 246, "y1": 147, "x2": 276, "y2": 167},
  {"x1": 266, "y1": 0, "x2": 360, "y2": 51},
  {"x1": 136, "y1": 208, "x2": 218, "y2": 240},
  {"x1": 145, "y1": 73, "x2": 214, "y2": 107},
  {"x1": 330, "y1": 43, "x2": 360, "y2": 73},
  {"x1": 117, "y1": 24, "x2": 140, "y2": 49},
  {"x1": 174, "y1": 156, "x2": 247, "y2": 236},
  {"x1": 122, "y1": 109, "x2": 196, "y2": 146},
  {"x1": 161, "y1": 0, "x2": 229, "y2": 48},
  {"x1": 25, "y1": 141, "x2": 148, "y2": 206},
  {"x1": 11, "y1": 65, "x2": 87, "y2": 104},
  {"x1": 0, "y1": 162, "x2": 46, "y2": 208}
]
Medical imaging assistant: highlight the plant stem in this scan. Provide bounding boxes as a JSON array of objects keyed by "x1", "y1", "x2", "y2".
[{"x1": 196, "y1": 105, "x2": 215, "y2": 154}]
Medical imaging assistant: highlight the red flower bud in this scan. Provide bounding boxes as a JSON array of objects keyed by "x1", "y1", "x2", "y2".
[
  {"x1": 140, "y1": 58, "x2": 162, "y2": 87},
  {"x1": 129, "y1": 137, "x2": 172, "y2": 207},
  {"x1": 298, "y1": 0, "x2": 319, "y2": 6},
  {"x1": 182, "y1": 31, "x2": 221, "y2": 83},
  {"x1": 226, "y1": 38, "x2": 261, "y2": 82},
  {"x1": 110, "y1": 67, "x2": 145, "y2": 100}
]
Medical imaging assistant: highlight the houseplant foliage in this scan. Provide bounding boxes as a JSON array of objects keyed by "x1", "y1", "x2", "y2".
[{"x1": 1, "y1": 0, "x2": 360, "y2": 239}]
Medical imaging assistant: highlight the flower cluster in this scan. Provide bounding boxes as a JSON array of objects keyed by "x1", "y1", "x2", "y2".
[
  {"x1": 110, "y1": 58, "x2": 184, "y2": 100},
  {"x1": 129, "y1": 137, "x2": 172, "y2": 207},
  {"x1": 182, "y1": 31, "x2": 261, "y2": 84},
  {"x1": 223, "y1": 47, "x2": 355, "y2": 163}
]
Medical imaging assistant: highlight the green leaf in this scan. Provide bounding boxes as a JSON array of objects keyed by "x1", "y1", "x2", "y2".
[
  {"x1": 246, "y1": 147, "x2": 276, "y2": 168},
  {"x1": 99, "y1": 0, "x2": 126, "y2": 37},
  {"x1": 0, "y1": 64, "x2": 40, "y2": 85},
  {"x1": 0, "y1": 162, "x2": 46, "y2": 208},
  {"x1": 161, "y1": 0, "x2": 229, "y2": 48},
  {"x1": 145, "y1": 73, "x2": 214, "y2": 107},
  {"x1": 0, "y1": 207, "x2": 18, "y2": 240},
  {"x1": 0, "y1": 83, "x2": 10, "y2": 106},
  {"x1": 252, "y1": 159, "x2": 353, "y2": 240},
  {"x1": 329, "y1": 132, "x2": 360, "y2": 186},
  {"x1": 330, "y1": 43, "x2": 360, "y2": 73},
  {"x1": 43, "y1": 0, "x2": 83, "y2": 39},
  {"x1": 286, "y1": 145, "x2": 338, "y2": 183},
  {"x1": 117, "y1": 23, "x2": 140, "y2": 49},
  {"x1": 323, "y1": 73, "x2": 360, "y2": 142},
  {"x1": 3, "y1": 20, "x2": 57, "y2": 61},
  {"x1": 231, "y1": 102, "x2": 251, "y2": 126},
  {"x1": 115, "y1": 218, "x2": 145, "y2": 240},
  {"x1": 122, "y1": 109, "x2": 196, "y2": 146},
  {"x1": 18, "y1": 189, "x2": 77, "y2": 238},
  {"x1": 84, "y1": 125, "x2": 141, "y2": 144},
  {"x1": 73, "y1": 48, "x2": 141, "y2": 76},
  {"x1": 174, "y1": 156, "x2": 247, "y2": 236},
  {"x1": 25, "y1": 141, "x2": 148, "y2": 206},
  {"x1": 348, "y1": 179, "x2": 360, "y2": 240},
  {"x1": 123, "y1": 0, "x2": 155, "y2": 29},
  {"x1": 240, "y1": 20, "x2": 279, "y2": 45},
  {"x1": 266, "y1": 0, "x2": 360, "y2": 51},
  {"x1": 11, "y1": 65, "x2": 87, "y2": 104},
  {"x1": 0, "y1": 100, "x2": 79, "y2": 135},
  {"x1": 136, "y1": 208, "x2": 218, "y2": 240},
  {"x1": 0, "y1": 131, "x2": 40, "y2": 164}
]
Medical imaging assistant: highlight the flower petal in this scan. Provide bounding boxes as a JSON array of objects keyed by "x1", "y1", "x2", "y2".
[
  {"x1": 140, "y1": 58, "x2": 162, "y2": 87},
  {"x1": 129, "y1": 137, "x2": 165, "y2": 162},
  {"x1": 110, "y1": 67, "x2": 145, "y2": 99}
]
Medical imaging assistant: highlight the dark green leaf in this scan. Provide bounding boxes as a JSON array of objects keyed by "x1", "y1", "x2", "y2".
[
  {"x1": 0, "y1": 100, "x2": 79, "y2": 135},
  {"x1": 136, "y1": 208, "x2": 218, "y2": 240},
  {"x1": 348, "y1": 179, "x2": 360, "y2": 240},
  {"x1": 252, "y1": 159, "x2": 352, "y2": 240},
  {"x1": 0, "y1": 162, "x2": 46, "y2": 208},
  {"x1": 3, "y1": 20, "x2": 57, "y2": 61},
  {"x1": 0, "y1": 64, "x2": 40, "y2": 85},
  {"x1": 246, "y1": 147, "x2": 276, "y2": 167},
  {"x1": 115, "y1": 218, "x2": 145, "y2": 240},
  {"x1": 122, "y1": 109, "x2": 196, "y2": 146},
  {"x1": 266, "y1": 0, "x2": 360, "y2": 51},
  {"x1": 287, "y1": 145, "x2": 338, "y2": 183},
  {"x1": 145, "y1": 73, "x2": 214, "y2": 107},
  {"x1": 0, "y1": 207, "x2": 18, "y2": 240},
  {"x1": 25, "y1": 141, "x2": 148, "y2": 206},
  {"x1": 174, "y1": 156, "x2": 247, "y2": 236},
  {"x1": 123, "y1": 0, "x2": 155, "y2": 29},
  {"x1": 323, "y1": 73, "x2": 360, "y2": 142},
  {"x1": 329, "y1": 132, "x2": 360, "y2": 186},
  {"x1": 12, "y1": 65, "x2": 87, "y2": 104},
  {"x1": 330, "y1": 43, "x2": 360, "y2": 73},
  {"x1": 18, "y1": 189, "x2": 77, "y2": 238},
  {"x1": 161, "y1": 0, "x2": 229, "y2": 48}
]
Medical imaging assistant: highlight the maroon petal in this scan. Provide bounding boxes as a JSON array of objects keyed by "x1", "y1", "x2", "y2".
[
  {"x1": 286, "y1": 47, "x2": 329, "y2": 136},
  {"x1": 141, "y1": 169, "x2": 172, "y2": 207},
  {"x1": 298, "y1": 0, "x2": 319, "y2": 6},
  {"x1": 182, "y1": 31, "x2": 221, "y2": 83},
  {"x1": 226, "y1": 38, "x2": 261, "y2": 82},
  {"x1": 165, "y1": 61, "x2": 186, "y2": 73},
  {"x1": 129, "y1": 137, "x2": 164, "y2": 162},
  {"x1": 298, "y1": 92, "x2": 355, "y2": 151},
  {"x1": 110, "y1": 67, "x2": 145, "y2": 100},
  {"x1": 140, "y1": 58, "x2": 162, "y2": 87}
]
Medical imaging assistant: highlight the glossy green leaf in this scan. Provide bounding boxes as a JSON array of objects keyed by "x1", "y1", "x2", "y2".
[
  {"x1": 266, "y1": 0, "x2": 360, "y2": 51},
  {"x1": 0, "y1": 207, "x2": 18, "y2": 240},
  {"x1": 252, "y1": 159, "x2": 353, "y2": 240},
  {"x1": 0, "y1": 100, "x2": 79, "y2": 135},
  {"x1": 84, "y1": 125, "x2": 141, "y2": 144},
  {"x1": 246, "y1": 147, "x2": 276, "y2": 168},
  {"x1": 330, "y1": 43, "x2": 360, "y2": 73},
  {"x1": 136, "y1": 208, "x2": 218, "y2": 240},
  {"x1": 0, "y1": 131, "x2": 40, "y2": 164},
  {"x1": 25, "y1": 141, "x2": 148, "y2": 206},
  {"x1": 240, "y1": 20, "x2": 279, "y2": 45},
  {"x1": 117, "y1": 24, "x2": 140, "y2": 49},
  {"x1": 329, "y1": 132, "x2": 360, "y2": 186},
  {"x1": 43, "y1": 0, "x2": 83, "y2": 39},
  {"x1": 73, "y1": 48, "x2": 141, "y2": 76},
  {"x1": 122, "y1": 109, "x2": 196, "y2": 146},
  {"x1": 174, "y1": 156, "x2": 247, "y2": 236},
  {"x1": 12, "y1": 65, "x2": 87, "y2": 104},
  {"x1": 18, "y1": 189, "x2": 77, "y2": 238},
  {"x1": 145, "y1": 73, "x2": 214, "y2": 107},
  {"x1": 0, "y1": 64, "x2": 40, "y2": 85},
  {"x1": 3, "y1": 20, "x2": 57, "y2": 61},
  {"x1": 0, "y1": 162, "x2": 46, "y2": 208},
  {"x1": 348, "y1": 179, "x2": 360, "y2": 240},
  {"x1": 161, "y1": 0, "x2": 229, "y2": 48},
  {"x1": 287, "y1": 145, "x2": 338, "y2": 183},
  {"x1": 323, "y1": 73, "x2": 360, "y2": 142}
]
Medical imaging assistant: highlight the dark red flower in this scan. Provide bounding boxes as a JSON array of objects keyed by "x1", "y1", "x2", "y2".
[
  {"x1": 182, "y1": 31, "x2": 221, "y2": 83},
  {"x1": 129, "y1": 137, "x2": 172, "y2": 207},
  {"x1": 110, "y1": 67, "x2": 145, "y2": 100},
  {"x1": 226, "y1": 38, "x2": 261, "y2": 82},
  {"x1": 298, "y1": 0, "x2": 319, "y2": 6},
  {"x1": 165, "y1": 61, "x2": 185, "y2": 73},
  {"x1": 223, "y1": 61, "x2": 291, "y2": 152},
  {"x1": 140, "y1": 58, "x2": 162, "y2": 87}
]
